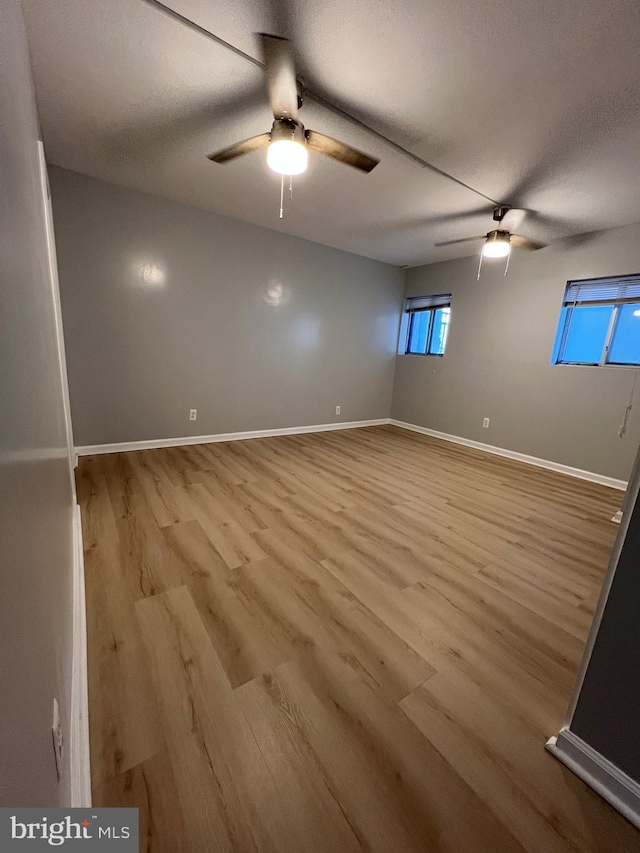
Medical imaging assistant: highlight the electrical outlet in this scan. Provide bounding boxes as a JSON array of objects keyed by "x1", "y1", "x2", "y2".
[
  {"x1": 335, "y1": 406, "x2": 341, "y2": 415},
  {"x1": 51, "y1": 698, "x2": 63, "y2": 781},
  {"x1": 189, "y1": 409, "x2": 197, "y2": 421},
  {"x1": 482, "y1": 417, "x2": 490, "y2": 428}
]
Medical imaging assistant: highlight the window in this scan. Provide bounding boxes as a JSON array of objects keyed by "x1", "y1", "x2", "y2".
[
  {"x1": 400, "y1": 294, "x2": 451, "y2": 356},
  {"x1": 552, "y1": 275, "x2": 640, "y2": 367}
]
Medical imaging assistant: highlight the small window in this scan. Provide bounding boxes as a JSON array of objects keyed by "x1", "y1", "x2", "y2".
[
  {"x1": 400, "y1": 294, "x2": 451, "y2": 356},
  {"x1": 552, "y1": 275, "x2": 640, "y2": 367}
]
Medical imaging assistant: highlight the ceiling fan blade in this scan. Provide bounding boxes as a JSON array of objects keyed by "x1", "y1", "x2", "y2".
[
  {"x1": 434, "y1": 235, "x2": 485, "y2": 247},
  {"x1": 499, "y1": 207, "x2": 527, "y2": 232},
  {"x1": 305, "y1": 130, "x2": 379, "y2": 173},
  {"x1": 510, "y1": 234, "x2": 547, "y2": 251},
  {"x1": 259, "y1": 33, "x2": 299, "y2": 120},
  {"x1": 207, "y1": 133, "x2": 270, "y2": 164}
]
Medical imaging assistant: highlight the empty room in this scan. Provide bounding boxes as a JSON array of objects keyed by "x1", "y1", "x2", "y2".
[{"x1": 2, "y1": 0, "x2": 640, "y2": 850}]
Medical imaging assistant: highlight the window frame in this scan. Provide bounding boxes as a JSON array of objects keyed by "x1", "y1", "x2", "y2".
[
  {"x1": 400, "y1": 295, "x2": 451, "y2": 357},
  {"x1": 553, "y1": 275, "x2": 640, "y2": 368}
]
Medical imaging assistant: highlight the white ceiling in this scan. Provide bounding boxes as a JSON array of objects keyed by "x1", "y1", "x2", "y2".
[{"x1": 22, "y1": 0, "x2": 640, "y2": 266}]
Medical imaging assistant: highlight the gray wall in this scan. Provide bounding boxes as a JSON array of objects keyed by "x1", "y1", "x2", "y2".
[
  {"x1": 49, "y1": 167, "x2": 404, "y2": 447},
  {"x1": 570, "y1": 478, "x2": 640, "y2": 782},
  {"x1": 0, "y1": 1, "x2": 75, "y2": 805},
  {"x1": 392, "y1": 225, "x2": 640, "y2": 481}
]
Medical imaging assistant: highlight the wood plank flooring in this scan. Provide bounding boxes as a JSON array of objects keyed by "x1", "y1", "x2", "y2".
[{"x1": 78, "y1": 425, "x2": 639, "y2": 852}]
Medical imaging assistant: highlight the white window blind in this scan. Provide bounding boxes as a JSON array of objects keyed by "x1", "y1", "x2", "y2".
[
  {"x1": 564, "y1": 275, "x2": 640, "y2": 306},
  {"x1": 405, "y1": 293, "x2": 451, "y2": 313}
]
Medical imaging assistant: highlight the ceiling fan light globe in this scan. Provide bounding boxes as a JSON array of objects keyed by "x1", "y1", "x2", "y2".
[
  {"x1": 482, "y1": 242, "x2": 510, "y2": 258},
  {"x1": 267, "y1": 139, "x2": 308, "y2": 175},
  {"x1": 482, "y1": 231, "x2": 511, "y2": 258}
]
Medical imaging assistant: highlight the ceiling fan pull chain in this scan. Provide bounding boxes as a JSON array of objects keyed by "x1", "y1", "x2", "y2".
[
  {"x1": 289, "y1": 175, "x2": 293, "y2": 200},
  {"x1": 476, "y1": 251, "x2": 484, "y2": 281},
  {"x1": 279, "y1": 173, "x2": 284, "y2": 219},
  {"x1": 504, "y1": 246, "x2": 512, "y2": 277}
]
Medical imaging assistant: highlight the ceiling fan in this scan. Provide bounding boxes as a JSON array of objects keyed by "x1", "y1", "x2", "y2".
[
  {"x1": 207, "y1": 34, "x2": 380, "y2": 178},
  {"x1": 435, "y1": 205, "x2": 547, "y2": 258}
]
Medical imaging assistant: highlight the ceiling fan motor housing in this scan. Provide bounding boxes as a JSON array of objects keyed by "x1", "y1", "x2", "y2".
[
  {"x1": 485, "y1": 229, "x2": 511, "y2": 242},
  {"x1": 270, "y1": 118, "x2": 306, "y2": 145}
]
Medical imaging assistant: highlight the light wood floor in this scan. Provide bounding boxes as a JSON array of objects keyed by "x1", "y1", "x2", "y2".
[{"x1": 78, "y1": 425, "x2": 639, "y2": 852}]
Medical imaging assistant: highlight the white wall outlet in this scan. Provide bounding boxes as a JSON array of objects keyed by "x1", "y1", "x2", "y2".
[
  {"x1": 335, "y1": 405, "x2": 341, "y2": 415},
  {"x1": 482, "y1": 417, "x2": 490, "y2": 428},
  {"x1": 189, "y1": 409, "x2": 197, "y2": 421},
  {"x1": 51, "y1": 698, "x2": 63, "y2": 781}
]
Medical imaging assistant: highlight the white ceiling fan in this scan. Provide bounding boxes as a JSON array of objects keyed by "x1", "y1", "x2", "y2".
[
  {"x1": 435, "y1": 205, "x2": 547, "y2": 278},
  {"x1": 435, "y1": 205, "x2": 547, "y2": 257},
  {"x1": 207, "y1": 34, "x2": 380, "y2": 178}
]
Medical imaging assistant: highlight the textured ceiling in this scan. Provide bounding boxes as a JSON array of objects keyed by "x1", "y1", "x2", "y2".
[{"x1": 22, "y1": 0, "x2": 640, "y2": 266}]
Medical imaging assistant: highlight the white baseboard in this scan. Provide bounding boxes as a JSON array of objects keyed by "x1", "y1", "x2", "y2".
[
  {"x1": 75, "y1": 417, "x2": 628, "y2": 492},
  {"x1": 70, "y1": 503, "x2": 91, "y2": 807},
  {"x1": 389, "y1": 420, "x2": 627, "y2": 491},
  {"x1": 75, "y1": 419, "x2": 390, "y2": 456},
  {"x1": 546, "y1": 730, "x2": 640, "y2": 830}
]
